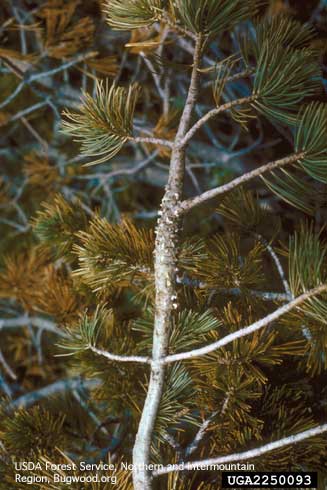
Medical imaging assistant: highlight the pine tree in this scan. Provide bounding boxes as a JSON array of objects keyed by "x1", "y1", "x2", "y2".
[{"x1": 1, "y1": 1, "x2": 327, "y2": 490}]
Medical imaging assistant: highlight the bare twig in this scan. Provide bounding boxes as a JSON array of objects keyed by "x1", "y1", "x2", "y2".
[
  {"x1": 178, "y1": 95, "x2": 256, "y2": 149},
  {"x1": 4, "y1": 100, "x2": 48, "y2": 125},
  {"x1": 72, "y1": 389, "x2": 110, "y2": 436},
  {"x1": 76, "y1": 150, "x2": 159, "y2": 182},
  {"x1": 0, "y1": 373, "x2": 12, "y2": 399},
  {"x1": 223, "y1": 289, "x2": 289, "y2": 302},
  {"x1": 177, "y1": 152, "x2": 304, "y2": 214},
  {"x1": 226, "y1": 68, "x2": 255, "y2": 83},
  {"x1": 257, "y1": 234, "x2": 293, "y2": 300},
  {"x1": 132, "y1": 136, "x2": 174, "y2": 148},
  {"x1": 88, "y1": 345, "x2": 151, "y2": 364},
  {"x1": 8, "y1": 377, "x2": 100, "y2": 411},
  {"x1": 0, "y1": 80, "x2": 25, "y2": 109},
  {"x1": 102, "y1": 150, "x2": 159, "y2": 180},
  {"x1": 0, "y1": 349, "x2": 17, "y2": 380},
  {"x1": 161, "y1": 16, "x2": 197, "y2": 40},
  {"x1": 0, "y1": 315, "x2": 67, "y2": 337},
  {"x1": 0, "y1": 52, "x2": 95, "y2": 110},
  {"x1": 21, "y1": 117, "x2": 49, "y2": 151},
  {"x1": 140, "y1": 51, "x2": 165, "y2": 100},
  {"x1": 12, "y1": 7, "x2": 27, "y2": 55},
  {"x1": 162, "y1": 284, "x2": 327, "y2": 364},
  {"x1": 154, "y1": 423, "x2": 327, "y2": 476},
  {"x1": 185, "y1": 411, "x2": 218, "y2": 457},
  {"x1": 163, "y1": 433, "x2": 183, "y2": 461},
  {"x1": 178, "y1": 275, "x2": 290, "y2": 301}
]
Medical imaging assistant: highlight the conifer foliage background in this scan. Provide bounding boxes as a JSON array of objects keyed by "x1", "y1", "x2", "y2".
[{"x1": 1, "y1": 0, "x2": 327, "y2": 489}]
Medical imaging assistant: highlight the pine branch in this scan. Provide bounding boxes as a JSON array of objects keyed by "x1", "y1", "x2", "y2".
[
  {"x1": 132, "y1": 33, "x2": 203, "y2": 490},
  {"x1": 8, "y1": 377, "x2": 100, "y2": 411},
  {"x1": 162, "y1": 15, "x2": 197, "y2": 40},
  {"x1": 177, "y1": 43, "x2": 321, "y2": 150},
  {"x1": 89, "y1": 345, "x2": 151, "y2": 364},
  {"x1": 162, "y1": 284, "x2": 327, "y2": 364},
  {"x1": 140, "y1": 50, "x2": 166, "y2": 101},
  {"x1": 0, "y1": 349, "x2": 17, "y2": 381},
  {"x1": 82, "y1": 284, "x2": 290, "y2": 367},
  {"x1": 174, "y1": 0, "x2": 259, "y2": 37},
  {"x1": 72, "y1": 389, "x2": 110, "y2": 436},
  {"x1": 92, "y1": 150, "x2": 159, "y2": 180},
  {"x1": 257, "y1": 234, "x2": 293, "y2": 300},
  {"x1": 0, "y1": 51, "x2": 95, "y2": 110},
  {"x1": 226, "y1": 68, "x2": 255, "y2": 83},
  {"x1": 3, "y1": 100, "x2": 49, "y2": 126},
  {"x1": 216, "y1": 288, "x2": 290, "y2": 302},
  {"x1": 154, "y1": 423, "x2": 327, "y2": 476},
  {"x1": 177, "y1": 95, "x2": 256, "y2": 149},
  {"x1": 177, "y1": 152, "x2": 304, "y2": 214},
  {"x1": 178, "y1": 276, "x2": 290, "y2": 301},
  {"x1": 0, "y1": 315, "x2": 67, "y2": 337},
  {"x1": 45, "y1": 8, "x2": 327, "y2": 488},
  {"x1": 132, "y1": 136, "x2": 174, "y2": 148},
  {"x1": 104, "y1": 0, "x2": 162, "y2": 30},
  {"x1": 185, "y1": 410, "x2": 218, "y2": 457},
  {"x1": 163, "y1": 433, "x2": 183, "y2": 460},
  {"x1": 62, "y1": 81, "x2": 141, "y2": 165}
]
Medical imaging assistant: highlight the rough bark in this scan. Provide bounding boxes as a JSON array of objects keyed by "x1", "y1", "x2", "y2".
[
  {"x1": 178, "y1": 152, "x2": 305, "y2": 214},
  {"x1": 154, "y1": 422, "x2": 327, "y2": 476},
  {"x1": 132, "y1": 34, "x2": 203, "y2": 490}
]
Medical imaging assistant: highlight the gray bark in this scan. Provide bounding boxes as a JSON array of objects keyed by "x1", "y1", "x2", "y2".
[{"x1": 132, "y1": 34, "x2": 203, "y2": 490}]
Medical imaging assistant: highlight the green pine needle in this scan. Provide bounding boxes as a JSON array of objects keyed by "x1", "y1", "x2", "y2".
[
  {"x1": 74, "y1": 216, "x2": 154, "y2": 293},
  {"x1": 217, "y1": 188, "x2": 281, "y2": 236},
  {"x1": 212, "y1": 55, "x2": 239, "y2": 106},
  {"x1": 261, "y1": 169, "x2": 318, "y2": 215},
  {"x1": 58, "y1": 306, "x2": 113, "y2": 355},
  {"x1": 32, "y1": 194, "x2": 88, "y2": 259},
  {"x1": 288, "y1": 223, "x2": 326, "y2": 295},
  {"x1": 1, "y1": 407, "x2": 66, "y2": 457},
  {"x1": 62, "y1": 81, "x2": 141, "y2": 165},
  {"x1": 104, "y1": 0, "x2": 163, "y2": 30},
  {"x1": 262, "y1": 102, "x2": 327, "y2": 212},
  {"x1": 133, "y1": 309, "x2": 221, "y2": 354},
  {"x1": 154, "y1": 364, "x2": 197, "y2": 445},
  {"x1": 295, "y1": 102, "x2": 327, "y2": 183},
  {"x1": 252, "y1": 43, "x2": 321, "y2": 125},
  {"x1": 175, "y1": 0, "x2": 260, "y2": 36},
  {"x1": 240, "y1": 16, "x2": 316, "y2": 68},
  {"x1": 191, "y1": 232, "x2": 265, "y2": 291},
  {"x1": 254, "y1": 15, "x2": 316, "y2": 54}
]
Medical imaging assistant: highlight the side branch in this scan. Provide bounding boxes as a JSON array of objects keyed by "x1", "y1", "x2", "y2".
[
  {"x1": 178, "y1": 152, "x2": 304, "y2": 214},
  {"x1": 89, "y1": 345, "x2": 151, "y2": 364},
  {"x1": 154, "y1": 423, "x2": 327, "y2": 476},
  {"x1": 8, "y1": 377, "x2": 100, "y2": 411},
  {"x1": 162, "y1": 284, "x2": 327, "y2": 364},
  {"x1": 0, "y1": 51, "x2": 95, "y2": 110},
  {"x1": 0, "y1": 315, "x2": 67, "y2": 337},
  {"x1": 162, "y1": 15, "x2": 197, "y2": 40},
  {"x1": 185, "y1": 410, "x2": 218, "y2": 457},
  {"x1": 257, "y1": 234, "x2": 293, "y2": 300},
  {"x1": 177, "y1": 95, "x2": 256, "y2": 149},
  {"x1": 132, "y1": 136, "x2": 174, "y2": 149}
]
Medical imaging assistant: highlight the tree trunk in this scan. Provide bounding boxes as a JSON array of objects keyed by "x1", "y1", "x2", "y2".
[{"x1": 132, "y1": 34, "x2": 203, "y2": 490}]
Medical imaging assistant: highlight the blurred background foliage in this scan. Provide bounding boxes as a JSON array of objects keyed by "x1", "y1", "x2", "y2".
[{"x1": 1, "y1": 1, "x2": 327, "y2": 489}]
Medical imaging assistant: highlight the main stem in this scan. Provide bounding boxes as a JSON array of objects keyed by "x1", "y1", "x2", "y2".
[{"x1": 132, "y1": 34, "x2": 203, "y2": 490}]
